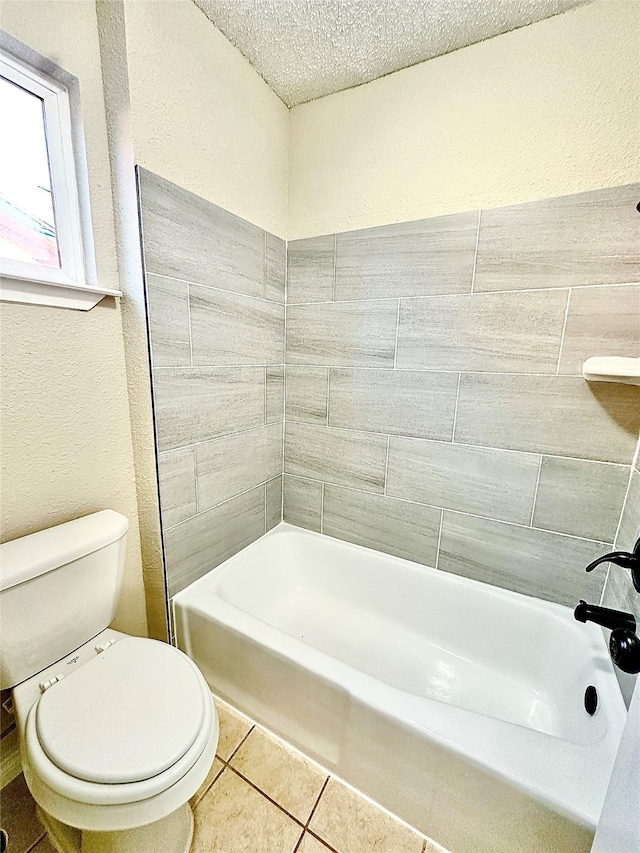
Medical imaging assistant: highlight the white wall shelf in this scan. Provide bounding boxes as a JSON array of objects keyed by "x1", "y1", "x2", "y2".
[{"x1": 582, "y1": 357, "x2": 640, "y2": 386}]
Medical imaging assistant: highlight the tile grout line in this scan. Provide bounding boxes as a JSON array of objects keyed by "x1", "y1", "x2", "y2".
[
  {"x1": 555, "y1": 288, "x2": 572, "y2": 375},
  {"x1": 470, "y1": 209, "x2": 482, "y2": 293},
  {"x1": 325, "y1": 367, "x2": 331, "y2": 425},
  {"x1": 305, "y1": 776, "x2": 330, "y2": 829},
  {"x1": 283, "y1": 474, "x2": 614, "y2": 546},
  {"x1": 611, "y1": 460, "x2": 637, "y2": 548},
  {"x1": 332, "y1": 233, "x2": 337, "y2": 302},
  {"x1": 599, "y1": 565, "x2": 612, "y2": 607},
  {"x1": 282, "y1": 419, "x2": 632, "y2": 468},
  {"x1": 24, "y1": 831, "x2": 47, "y2": 853},
  {"x1": 149, "y1": 270, "x2": 286, "y2": 305},
  {"x1": 186, "y1": 282, "x2": 194, "y2": 367},
  {"x1": 383, "y1": 435, "x2": 390, "y2": 495},
  {"x1": 320, "y1": 482, "x2": 325, "y2": 534},
  {"x1": 450, "y1": 372, "x2": 462, "y2": 442},
  {"x1": 152, "y1": 363, "x2": 590, "y2": 378},
  {"x1": 392, "y1": 299, "x2": 401, "y2": 368},
  {"x1": 224, "y1": 761, "x2": 308, "y2": 830},
  {"x1": 165, "y1": 474, "x2": 283, "y2": 532},
  {"x1": 529, "y1": 455, "x2": 544, "y2": 526},
  {"x1": 282, "y1": 279, "x2": 639, "y2": 305},
  {"x1": 434, "y1": 509, "x2": 444, "y2": 569}
]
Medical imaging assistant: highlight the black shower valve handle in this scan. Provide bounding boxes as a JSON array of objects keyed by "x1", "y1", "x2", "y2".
[{"x1": 584, "y1": 537, "x2": 640, "y2": 594}]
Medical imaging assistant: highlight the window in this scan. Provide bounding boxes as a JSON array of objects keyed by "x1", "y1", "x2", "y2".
[{"x1": 0, "y1": 47, "x2": 119, "y2": 309}]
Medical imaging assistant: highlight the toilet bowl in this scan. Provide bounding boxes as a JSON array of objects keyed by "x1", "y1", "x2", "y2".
[{"x1": 0, "y1": 511, "x2": 219, "y2": 853}]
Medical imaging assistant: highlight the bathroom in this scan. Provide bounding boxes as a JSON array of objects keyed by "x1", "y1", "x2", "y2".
[{"x1": 0, "y1": 0, "x2": 639, "y2": 850}]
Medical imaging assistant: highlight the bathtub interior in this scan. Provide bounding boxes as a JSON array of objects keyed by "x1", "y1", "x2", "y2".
[{"x1": 201, "y1": 525, "x2": 615, "y2": 745}]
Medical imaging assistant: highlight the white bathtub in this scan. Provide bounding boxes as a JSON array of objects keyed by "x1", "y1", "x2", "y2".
[{"x1": 174, "y1": 524, "x2": 626, "y2": 853}]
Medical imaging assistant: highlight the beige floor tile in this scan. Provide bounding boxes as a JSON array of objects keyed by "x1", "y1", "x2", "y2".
[
  {"x1": 425, "y1": 841, "x2": 451, "y2": 853},
  {"x1": 190, "y1": 756, "x2": 225, "y2": 809},
  {"x1": 297, "y1": 832, "x2": 335, "y2": 852},
  {"x1": 230, "y1": 726, "x2": 328, "y2": 823},
  {"x1": 309, "y1": 778, "x2": 424, "y2": 853},
  {"x1": 213, "y1": 696, "x2": 253, "y2": 760},
  {"x1": 27, "y1": 836, "x2": 57, "y2": 852},
  {"x1": 192, "y1": 767, "x2": 303, "y2": 853},
  {"x1": 0, "y1": 773, "x2": 45, "y2": 853}
]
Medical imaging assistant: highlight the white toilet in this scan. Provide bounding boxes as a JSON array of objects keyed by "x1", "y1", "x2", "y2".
[{"x1": 0, "y1": 510, "x2": 219, "y2": 853}]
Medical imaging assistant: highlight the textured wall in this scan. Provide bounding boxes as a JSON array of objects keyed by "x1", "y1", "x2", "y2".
[
  {"x1": 288, "y1": 0, "x2": 640, "y2": 239},
  {"x1": 138, "y1": 170, "x2": 285, "y2": 598},
  {"x1": 123, "y1": 0, "x2": 289, "y2": 238},
  {"x1": 0, "y1": 1, "x2": 147, "y2": 636},
  {"x1": 283, "y1": 183, "x2": 640, "y2": 608}
]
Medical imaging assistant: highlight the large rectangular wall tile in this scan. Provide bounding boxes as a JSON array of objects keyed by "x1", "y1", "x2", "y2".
[
  {"x1": 190, "y1": 284, "x2": 284, "y2": 366},
  {"x1": 266, "y1": 476, "x2": 283, "y2": 531},
  {"x1": 323, "y1": 485, "x2": 441, "y2": 566},
  {"x1": 438, "y1": 513, "x2": 606, "y2": 606},
  {"x1": 196, "y1": 423, "x2": 283, "y2": 511},
  {"x1": 616, "y1": 466, "x2": 640, "y2": 552},
  {"x1": 387, "y1": 438, "x2": 539, "y2": 525},
  {"x1": 558, "y1": 284, "x2": 640, "y2": 375},
  {"x1": 329, "y1": 369, "x2": 457, "y2": 440},
  {"x1": 157, "y1": 447, "x2": 197, "y2": 528},
  {"x1": 286, "y1": 301, "x2": 397, "y2": 367},
  {"x1": 153, "y1": 367, "x2": 264, "y2": 452},
  {"x1": 283, "y1": 474, "x2": 322, "y2": 532},
  {"x1": 165, "y1": 486, "x2": 265, "y2": 597},
  {"x1": 138, "y1": 168, "x2": 265, "y2": 298},
  {"x1": 396, "y1": 289, "x2": 567, "y2": 373},
  {"x1": 474, "y1": 184, "x2": 640, "y2": 292},
  {"x1": 335, "y1": 211, "x2": 478, "y2": 300},
  {"x1": 285, "y1": 422, "x2": 387, "y2": 493},
  {"x1": 265, "y1": 233, "x2": 286, "y2": 302},
  {"x1": 285, "y1": 366, "x2": 328, "y2": 424},
  {"x1": 533, "y1": 457, "x2": 628, "y2": 542},
  {"x1": 455, "y1": 374, "x2": 640, "y2": 463},
  {"x1": 146, "y1": 274, "x2": 191, "y2": 367},
  {"x1": 287, "y1": 235, "x2": 335, "y2": 303},
  {"x1": 266, "y1": 366, "x2": 284, "y2": 424}
]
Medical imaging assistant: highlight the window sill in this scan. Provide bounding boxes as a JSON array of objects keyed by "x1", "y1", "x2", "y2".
[{"x1": 0, "y1": 276, "x2": 122, "y2": 311}]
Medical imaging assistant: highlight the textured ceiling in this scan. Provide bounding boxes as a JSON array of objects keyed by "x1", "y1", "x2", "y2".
[{"x1": 193, "y1": 0, "x2": 592, "y2": 107}]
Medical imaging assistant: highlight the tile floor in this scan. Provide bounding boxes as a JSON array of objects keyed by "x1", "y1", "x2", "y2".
[{"x1": 1, "y1": 694, "x2": 448, "y2": 853}]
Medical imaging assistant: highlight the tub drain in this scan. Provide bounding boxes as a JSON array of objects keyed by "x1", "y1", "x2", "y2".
[{"x1": 584, "y1": 685, "x2": 598, "y2": 715}]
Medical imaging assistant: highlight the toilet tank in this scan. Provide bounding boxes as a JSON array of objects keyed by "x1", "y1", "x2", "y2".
[{"x1": 0, "y1": 510, "x2": 129, "y2": 690}]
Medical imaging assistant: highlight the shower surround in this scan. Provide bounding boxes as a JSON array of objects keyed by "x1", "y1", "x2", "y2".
[
  {"x1": 283, "y1": 183, "x2": 640, "y2": 610},
  {"x1": 139, "y1": 170, "x2": 639, "y2": 630}
]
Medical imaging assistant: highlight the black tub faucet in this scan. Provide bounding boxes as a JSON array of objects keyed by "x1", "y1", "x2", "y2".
[
  {"x1": 574, "y1": 600, "x2": 636, "y2": 632},
  {"x1": 584, "y1": 537, "x2": 640, "y2": 593},
  {"x1": 574, "y1": 538, "x2": 640, "y2": 674}
]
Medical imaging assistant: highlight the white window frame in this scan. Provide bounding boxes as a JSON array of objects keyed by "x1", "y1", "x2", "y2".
[{"x1": 0, "y1": 48, "x2": 120, "y2": 310}]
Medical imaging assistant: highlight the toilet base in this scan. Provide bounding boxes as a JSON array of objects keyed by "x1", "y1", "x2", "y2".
[{"x1": 37, "y1": 802, "x2": 194, "y2": 853}]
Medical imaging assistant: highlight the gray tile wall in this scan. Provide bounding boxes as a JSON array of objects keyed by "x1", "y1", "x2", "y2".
[
  {"x1": 284, "y1": 183, "x2": 640, "y2": 608},
  {"x1": 139, "y1": 169, "x2": 285, "y2": 597},
  {"x1": 601, "y1": 440, "x2": 640, "y2": 706}
]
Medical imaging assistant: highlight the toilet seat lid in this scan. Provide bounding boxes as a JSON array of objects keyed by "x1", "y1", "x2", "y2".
[{"x1": 35, "y1": 637, "x2": 206, "y2": 785}]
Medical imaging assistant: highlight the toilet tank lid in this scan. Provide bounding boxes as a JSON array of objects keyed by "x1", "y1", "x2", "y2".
[{"x1": 0, "y1": 510, "x2": 129, "y2": 592}]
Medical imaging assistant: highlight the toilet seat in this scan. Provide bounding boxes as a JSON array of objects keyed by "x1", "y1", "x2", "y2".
[
  {"x1": 25, "y1": 638, "x2": 215, "y2": 806},
  {"x1": 36, "y1": 637, "x2": 205, "y2": 785}
]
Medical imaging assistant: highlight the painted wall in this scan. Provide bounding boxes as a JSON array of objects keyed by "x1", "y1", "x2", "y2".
[
  {"x1": 0, "y1": 1, "x2": 147, "y2": 636},
  {"x1": 123, "y1": 0, "x2": 289, "y2": 238},
  {"x1": 138, "y1": 169, "x2": 285, "y2": 598},
  {"x1": 288, "y1": 0, "x2": 640, "y2": 239},
  {"x1": 283, "y1": 183, "x2": 640, "y2": 609}
]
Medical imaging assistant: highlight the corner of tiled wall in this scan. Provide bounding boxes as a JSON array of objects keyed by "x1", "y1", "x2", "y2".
[
  {"x1": 601, "y1": 435, "x2": 640, "y2": 706},
  {"x1": 138, "y1": 168, "x2": 285, "y2": 599}
]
